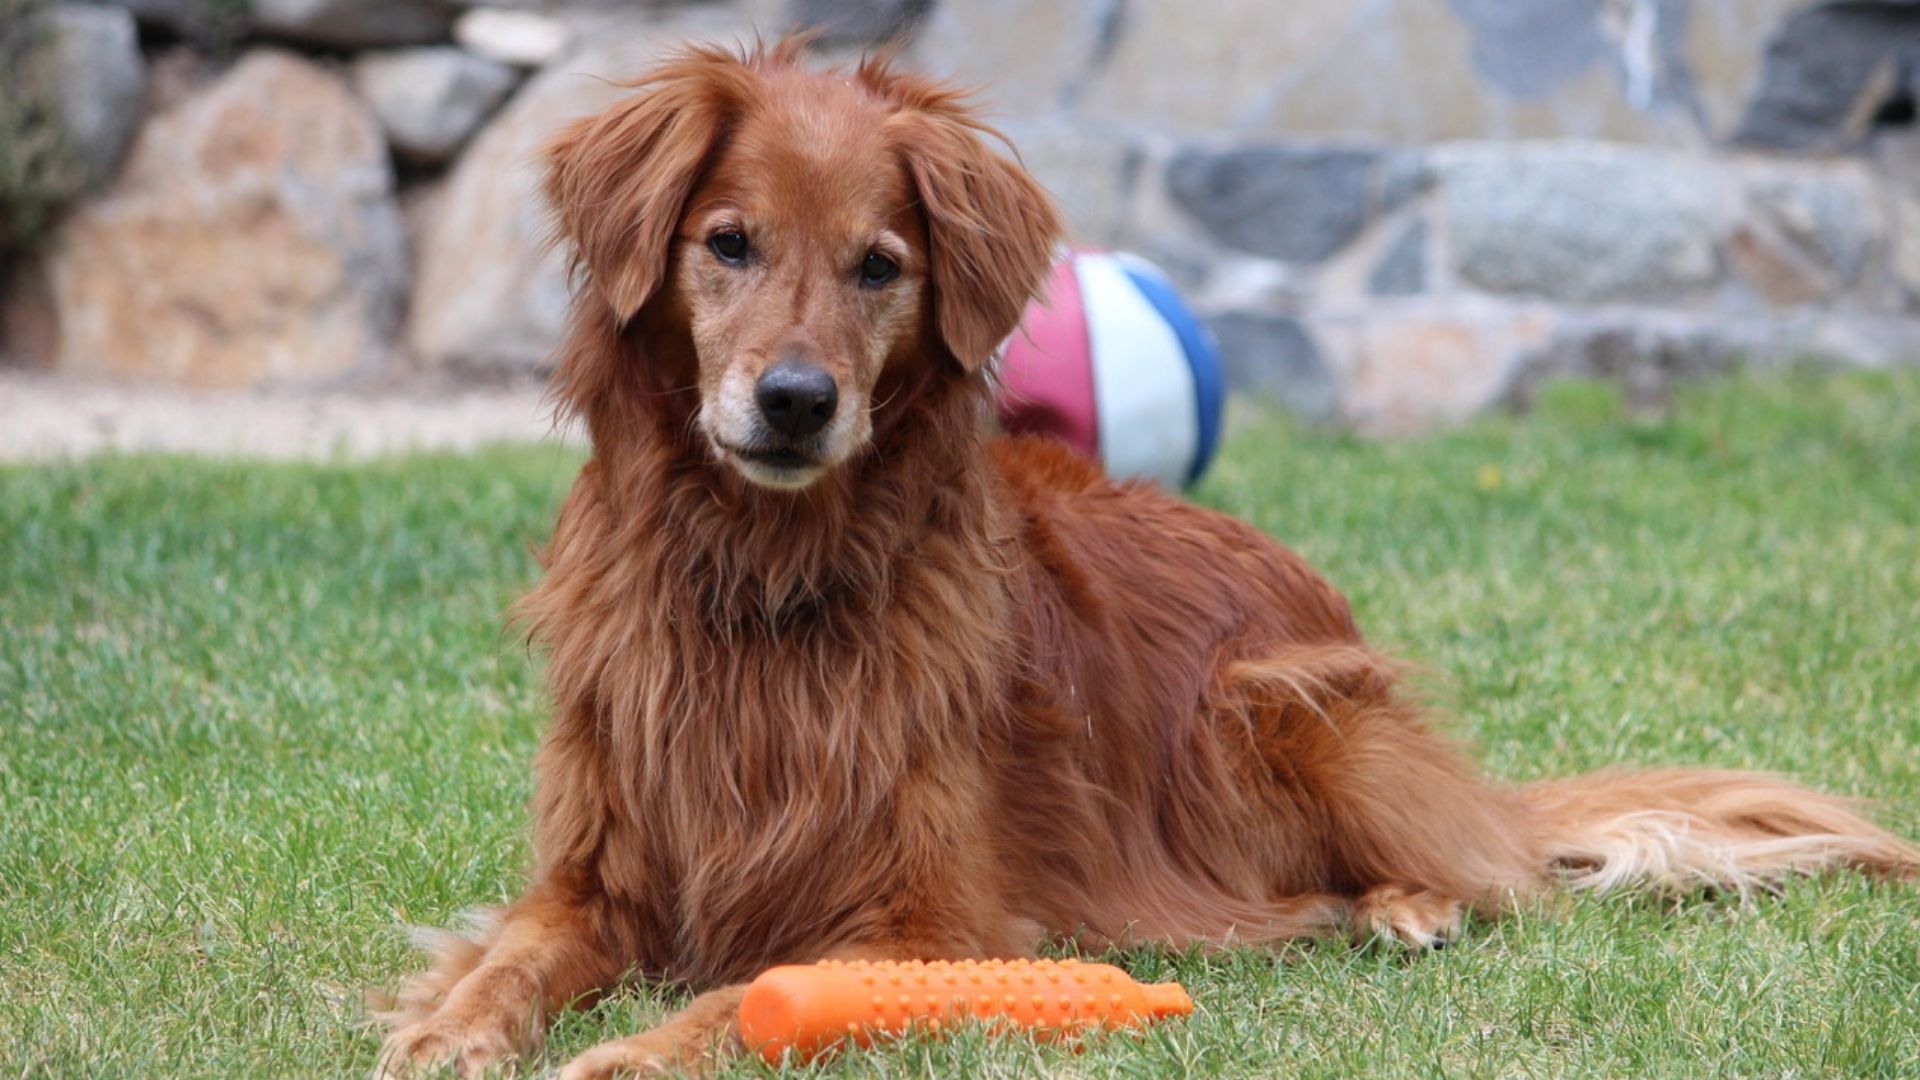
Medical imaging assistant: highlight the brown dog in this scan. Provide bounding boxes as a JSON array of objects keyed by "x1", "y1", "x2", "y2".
[{"x1": 376, "y1": 41, "x2": 1918, "y2": 1079}]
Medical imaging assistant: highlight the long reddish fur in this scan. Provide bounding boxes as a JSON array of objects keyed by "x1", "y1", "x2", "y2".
[{"x1": 376, "y1": 41, "x2": 1918, "y2": 1079}]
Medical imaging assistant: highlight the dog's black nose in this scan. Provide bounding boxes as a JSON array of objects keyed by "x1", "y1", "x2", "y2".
[{"x1": 755, "y1": 359, "x2": 838, "y2": 438}]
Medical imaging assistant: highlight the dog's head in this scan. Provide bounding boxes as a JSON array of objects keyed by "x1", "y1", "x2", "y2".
[{"x1": 543, "y1": 41, "x2": 1061, "y2": 490}]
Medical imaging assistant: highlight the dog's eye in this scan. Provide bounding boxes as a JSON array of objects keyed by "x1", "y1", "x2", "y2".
[
  {"x1": 859, "y1": 252, "x2": 899, "y2": 288},
  {"x1": 709, "y1": 231, "x2": 749, "y2": 265}
]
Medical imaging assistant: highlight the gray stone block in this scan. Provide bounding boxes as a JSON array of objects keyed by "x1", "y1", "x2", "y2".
[
  {"x1": 1206, "y1": 312, "x2": 1337, "y2": 421},
  {"x1": 1445, "y1": 0, "x2": 1612, "y2": 99},
  {"x1": 1368, "y1": 219, "x2": 1427, "y2": 297},
  {"x1": 250, "y1": 0, "x2": 458, "y2": 49},
  {"x1": 43, "y1": 5, "x2": 147, "y2": 194},
  {"x1": 1379, "y1": 150, "x2": 1431, "y2": 214},
  {"x1": 1167, "y1": 145, "x2": 1386, "y2": 264},
  {"x1": 1442, "y1": 147, "x2": 1721, "y2": 304},
  {"x1": 1734, "y1": 3, "x2": 1920, "y2": 152},
  {"x1": 352, "y1": 47, "x2": 521, "y2": 166}
]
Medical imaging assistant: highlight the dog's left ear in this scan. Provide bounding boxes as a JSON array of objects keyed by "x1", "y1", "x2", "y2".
[
  {"x1": 543, "y1": 52, "x2": 748, "y2": 323},
  {"x1": 891, "y1": 111, "x2": 1063, "y2": 373}
]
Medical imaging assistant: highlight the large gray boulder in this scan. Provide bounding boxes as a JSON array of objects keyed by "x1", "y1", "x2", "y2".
[
  {"x1": 48, "y1": 51, "x2": 407, "y2": 386},
  {"x1": 1439, "y1": 145, "x2": 1723, "y2": 304},
  {"x1": 1734, "y1": 2, "x2": 1920, "y2": 152},
  {"x1": 351, "y1": 47, "x2": 521, "y2": 166},
  {"x1": 43, "y1": 4, "x2": 147, "y2": 194},
  {"x1": 1167, "y1": 145, "x2": 1389, "y2": 264}
]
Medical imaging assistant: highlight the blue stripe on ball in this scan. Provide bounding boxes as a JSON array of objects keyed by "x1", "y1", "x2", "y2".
[{"x1": 1117, "y1": 255, "x2": 1225, "y2": 485}]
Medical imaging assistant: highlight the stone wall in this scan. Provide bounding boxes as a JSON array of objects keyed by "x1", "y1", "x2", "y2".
[
  {"x1": 1129, "y1": 140, "x2": 1920, "y2": 431},
  {"x1": 6, "y1": 0, "x2": 1920, "y2": 430}
]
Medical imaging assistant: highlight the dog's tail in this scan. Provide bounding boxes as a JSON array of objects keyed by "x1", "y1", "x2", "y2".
[{"x1": 1520, "y1": 768, "x2": 1919, "y2": 897}]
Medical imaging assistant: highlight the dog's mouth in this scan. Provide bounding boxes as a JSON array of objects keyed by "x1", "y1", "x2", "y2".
[
  {"x1": 716, "y1": 439, "x2": 826, "y2": 489},
  {"x1": 736, "y1": 445, "x2": 813, "y2": 468}
]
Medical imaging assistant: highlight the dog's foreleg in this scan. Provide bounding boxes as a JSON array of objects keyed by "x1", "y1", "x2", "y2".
[
  {"x1": 555, "y1": 982, "x2": 748, "y2": 1080},
  {"x1": 377, "y1": 874, "x2": 621, "y2": 1079}
]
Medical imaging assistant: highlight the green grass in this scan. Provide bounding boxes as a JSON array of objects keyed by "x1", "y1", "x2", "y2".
[{"x1": 3, "y1": 371, "x2": 1918, "y2": 1079}]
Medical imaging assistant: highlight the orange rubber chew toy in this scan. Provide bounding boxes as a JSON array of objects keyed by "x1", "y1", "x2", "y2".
[{"x1": 737, "y1": 958, "x2": 1193, "y2": 1063}]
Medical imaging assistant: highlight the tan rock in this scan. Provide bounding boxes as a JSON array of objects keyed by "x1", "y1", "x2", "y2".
[
  {"x1": 1315, "y1": 303, "x2": 1552, "y2": 434},
  {"x1": 49, "y1": 50, "x2": 406, "y2": 387},
  {"x1": 1727, "y1": 224, "x2": 1834, "y2": 307},
  {"x1": 408, "y1": 14, "x2": 752, "y2": 372}
]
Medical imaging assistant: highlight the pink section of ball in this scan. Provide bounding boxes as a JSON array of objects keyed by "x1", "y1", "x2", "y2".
[{"x1": 997, "y1": 256, "x2": 1099, "y2": 461}]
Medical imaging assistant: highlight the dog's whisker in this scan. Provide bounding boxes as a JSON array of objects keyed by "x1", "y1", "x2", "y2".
[{"x1": 647, "y1": 383, "x2": 702, "y2": 398}]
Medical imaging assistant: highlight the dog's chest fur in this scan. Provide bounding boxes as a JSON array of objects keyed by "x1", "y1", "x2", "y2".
[{"x1": 524, "y1": 455, "x2": 1022, "y2": 980}]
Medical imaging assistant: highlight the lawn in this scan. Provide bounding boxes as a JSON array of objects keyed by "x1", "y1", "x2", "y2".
[{"x1": 3, "y1": 371, "x2": 1918, "y2": 1079}]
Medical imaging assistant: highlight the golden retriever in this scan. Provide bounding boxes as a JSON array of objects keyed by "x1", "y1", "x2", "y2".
[{"x1": 375, "y1": 40, "x2": 1918, "y2": 1079}]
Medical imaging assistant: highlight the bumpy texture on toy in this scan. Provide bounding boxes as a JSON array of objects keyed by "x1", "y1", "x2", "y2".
[{"x1": 737, "y1": 958, "x2": 1194, "y2": 1063}]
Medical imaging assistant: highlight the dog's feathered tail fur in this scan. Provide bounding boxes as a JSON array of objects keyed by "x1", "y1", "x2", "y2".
[{"x1": 1524, "y1": 768, "x2": 1918, "y2": 897}]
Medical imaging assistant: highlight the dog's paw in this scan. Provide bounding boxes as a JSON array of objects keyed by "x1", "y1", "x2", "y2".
[
  {"x1": 1352, "y1": 886, "x2": 1464, "y2": 950},
  {"x1": 375, "y1": 1017, "x2": 518, "y2": 1079},
  {"x1": 555, "y1": 1039, "x2": 674, "y2": 1080}
]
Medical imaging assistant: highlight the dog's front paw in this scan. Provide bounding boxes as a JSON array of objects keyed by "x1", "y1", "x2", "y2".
[
  {"x1": 555, "y1": 1038, "x2": 676, "y2": 1080},
  {"x1": 376, "y1": 1017, "x2": 518, "y2": 1079}
]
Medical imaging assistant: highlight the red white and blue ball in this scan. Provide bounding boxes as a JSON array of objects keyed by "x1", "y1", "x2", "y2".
[{"x1": 997, "y1": 250, "x2": 1225, "y2": 488}]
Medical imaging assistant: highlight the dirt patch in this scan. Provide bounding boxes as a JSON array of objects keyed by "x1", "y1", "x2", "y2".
[{"x1": 0, "y1": 371, "x2": 583, "y2": 462}]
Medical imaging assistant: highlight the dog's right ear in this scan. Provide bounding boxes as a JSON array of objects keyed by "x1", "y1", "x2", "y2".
[{"x1": 542, "y1": 50, "x2": 750, "y2": 324}]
